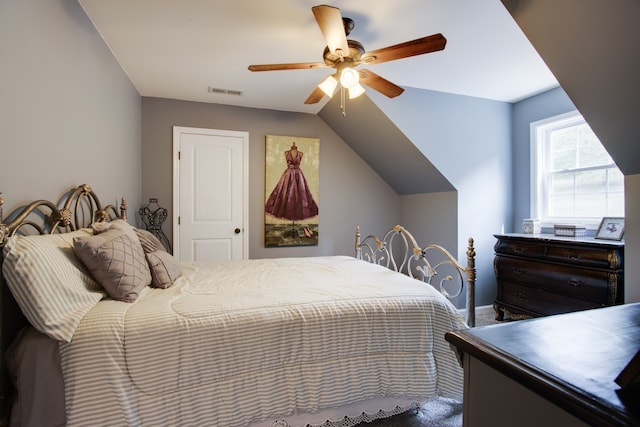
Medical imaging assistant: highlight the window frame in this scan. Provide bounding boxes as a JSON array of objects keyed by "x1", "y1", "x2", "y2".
[{"x1": 530, "y1": 110, "x2": 623, "y2": 229}]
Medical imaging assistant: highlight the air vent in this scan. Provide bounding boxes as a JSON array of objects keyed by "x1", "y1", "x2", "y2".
[{"x1": 208, "y1": 87, "x2": 243, "y2": 96}]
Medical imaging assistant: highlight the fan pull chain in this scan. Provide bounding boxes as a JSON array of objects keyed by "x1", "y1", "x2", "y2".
[{"x1": 340, "y1": 85, "x2": 346, "y2": 116}]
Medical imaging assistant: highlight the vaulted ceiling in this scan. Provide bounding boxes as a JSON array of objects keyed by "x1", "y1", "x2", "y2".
[
  {"x1": 77, "y1": 1, "x2": 565, "y2": 195},
  {"x1": 77, "y1": 0, "x2": 558, "y2": 114}
]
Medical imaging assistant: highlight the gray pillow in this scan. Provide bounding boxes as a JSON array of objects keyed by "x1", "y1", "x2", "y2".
[
  {"x1": 146, "y1": 250, "x2": 182, "y2": 289},
  {"x1": 74, "y1": 222, "x2": 151, "y2": 302},
  {"x1": 134, "y1": 228, "x2": 166, "y2": 254}
]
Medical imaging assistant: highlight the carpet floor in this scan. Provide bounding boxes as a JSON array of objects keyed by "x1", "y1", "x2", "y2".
[{"x1": 353, "y1": 398, "x2": 463, "y2": 427}]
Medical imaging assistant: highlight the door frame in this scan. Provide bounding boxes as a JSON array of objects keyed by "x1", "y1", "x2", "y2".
[{"x1": 172, "y1": 126, "x2": 249, "y2": 260}]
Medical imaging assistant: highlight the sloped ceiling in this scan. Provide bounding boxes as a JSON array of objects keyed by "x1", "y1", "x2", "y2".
[
  {"x1": 318, "y1": 93, "x2": 454, "y2": 195},
  {"x1": 501, "y1": 0, "x2": 640, "y2": 175},
  {"x1": 75, "y1": 1, "x2": 565, "y2": 195},
  {"x1": 76, "y1": 0, "x2": 558, "y2": 114}
]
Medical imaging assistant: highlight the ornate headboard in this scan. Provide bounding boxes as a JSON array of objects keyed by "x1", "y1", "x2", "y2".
[
  {"x1": 355, "y1": 225, "x2": 476, "y2": 327},
  {"x1": 0, "y1": 184, "x2": 126, "y2": 420},
  {"x1": 0, "y1": 184, "x2": 126, "y2": 243}
]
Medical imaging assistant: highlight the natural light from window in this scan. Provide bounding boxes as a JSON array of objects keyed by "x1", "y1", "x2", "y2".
[{"x1": 530, "y1": 111, "x2": 624, "y2": 227}]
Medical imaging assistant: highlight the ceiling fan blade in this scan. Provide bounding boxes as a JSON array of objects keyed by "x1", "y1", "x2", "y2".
[
  {"x1": 312, "y1": 5, "x2": 349, "y2": 56},
  {"x1": 359, "y1": 69, "x2": 404, "y2": 98},
  {"x1": 248, "y1": 62, "x2": 327, "y2": 72},
  {"x1": 362, "y1": 33, "x2": 446, "y2": 65},
  {"x1": 304, "y1": 86, "x2": 326, "y2": 104}
]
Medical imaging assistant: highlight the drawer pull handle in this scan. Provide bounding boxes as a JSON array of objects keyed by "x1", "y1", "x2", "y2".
[
  {"x1": 567, "y1": 278, "x2": 584, "y2": 287},
  {"x1": 513, "y1": 247, "x2": 528, "y2": 254},
  {"x1": 513, "y1": 267, "x2": 525, "y2": 275},
  {"x1": 517, "y1": 292, "x2": 529, "y2": 300},
  {"x1": 566, "y1": 252, "x2": 583, "y2": 261}
]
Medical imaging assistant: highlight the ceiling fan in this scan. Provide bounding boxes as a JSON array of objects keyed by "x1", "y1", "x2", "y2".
[{"x1": 248, "y1": 4, "x2": 446, "y2": 108}]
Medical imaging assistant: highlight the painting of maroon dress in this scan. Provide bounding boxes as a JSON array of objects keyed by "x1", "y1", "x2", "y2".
[
  {"x1": 264, "y1": 136, "x2": 319, "y2": 247},
  {"x1": 265, "y1": 145, "x2": 318, "y2": 220}
]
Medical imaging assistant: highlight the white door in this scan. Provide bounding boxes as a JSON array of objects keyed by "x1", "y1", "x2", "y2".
[{"x1": 173, "y1": 126, "x2": 248, "y2": 262}]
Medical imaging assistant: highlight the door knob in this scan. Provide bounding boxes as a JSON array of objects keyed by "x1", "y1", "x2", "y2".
[{"x1": 234, "y1": 228, "x2": 241, "y2": 234}]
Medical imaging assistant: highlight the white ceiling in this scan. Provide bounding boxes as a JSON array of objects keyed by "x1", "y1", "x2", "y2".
[{"x1": 77, "y1": 0, "x2": 559, "y2": 114}]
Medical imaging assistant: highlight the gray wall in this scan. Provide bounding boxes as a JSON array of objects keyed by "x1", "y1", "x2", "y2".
[
  {"x1": 511, "y1": 87, "x2": 577, "y2": 231},
  {"x1": 502, "y1": 0, "x2": 640, "y2": 177},
  {"x1": 0, "y1": 0, "x2": 141, "y2": 215},
  {"x1": 625, "y1": 174, "x2": 640, "y2": 302},
  {"x1": 399, "y1": 192, "x2": 464, "y2": 305},
  {"x1": 141, "y1": 97, "x2": 400, "y2": 260},
  {"x1": 511, "y1": 86, "x2": 640, "y2": 303},
  {"x1": 7, "y1": 0, "x2": 637, "y2": 309},
  {"x1": 502, "y1": 1, "x2": 640, "y2": 303},
  {"x1": 399, "y1": 192, "x2": 457, "y2": 253},
  {"x1": 368, "y1": 88, "x2": 512, "y2": 308}
]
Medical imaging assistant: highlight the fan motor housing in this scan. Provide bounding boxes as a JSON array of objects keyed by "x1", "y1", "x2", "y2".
[{"x1": 323, "y1": 40, "x2": 365, "y2": 67}]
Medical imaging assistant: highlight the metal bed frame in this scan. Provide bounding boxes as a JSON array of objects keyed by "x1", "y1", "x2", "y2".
[
  {"x1": 355, "y1": 224, "x2": 476, "y2": 327},
  {"x1": 0, "y1": 184, "x2": 126, "y2": 423}
]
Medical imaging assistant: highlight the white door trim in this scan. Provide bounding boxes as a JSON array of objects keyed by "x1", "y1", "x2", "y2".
[{"x1": 172, "y1": 126, "x2": 249, "y2": 260}]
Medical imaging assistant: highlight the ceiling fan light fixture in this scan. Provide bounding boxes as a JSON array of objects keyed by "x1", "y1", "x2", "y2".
[
  {"x1": 248, "y1": 5, "x2": 448, "y2": 113},
  {"x1": 318, "y1": 75, "x2": 338, "y2": 97},
  {"x1": 339, "y1": 67, "x2": 360, "y2": 89},
  {"x1": 348, "y1": 82, "x2": 365, "y2": 99}
]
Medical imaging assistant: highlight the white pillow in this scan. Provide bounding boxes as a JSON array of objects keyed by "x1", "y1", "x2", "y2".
[{"x1": 2, "y1": 230, "x2": 106, "y2": 342}]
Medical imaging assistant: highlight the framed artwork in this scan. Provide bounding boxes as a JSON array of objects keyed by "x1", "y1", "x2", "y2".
[
  {"x1": 595, "y1": 217, "x2": 625, "y2": 240},
  {"x1": 264, "y1": 135, "x2": 319, "y2": 247}
]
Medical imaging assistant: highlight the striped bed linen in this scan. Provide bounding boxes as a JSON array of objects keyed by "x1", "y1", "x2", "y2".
[{"x1": 59, "y1": 256, "x2": 466, "y2": 426}]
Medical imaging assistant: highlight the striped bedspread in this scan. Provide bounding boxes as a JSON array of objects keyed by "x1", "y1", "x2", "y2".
[{"x1": 59, "y1": 256, "x2": 466, "y2": 426}]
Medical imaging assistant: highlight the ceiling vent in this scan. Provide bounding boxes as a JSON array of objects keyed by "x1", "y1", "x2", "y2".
[{"x1": 208, "y1": 87, "x2": 243, "y2": 96}]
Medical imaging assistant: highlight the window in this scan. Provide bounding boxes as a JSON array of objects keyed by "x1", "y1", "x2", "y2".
[{"x1": 530, "y1": 111, "x2": 624, "y2": 227}]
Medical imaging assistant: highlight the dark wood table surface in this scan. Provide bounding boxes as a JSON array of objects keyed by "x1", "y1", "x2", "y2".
[{"x1": 446, "y1": 303, "x2": 640, "y2": 426}]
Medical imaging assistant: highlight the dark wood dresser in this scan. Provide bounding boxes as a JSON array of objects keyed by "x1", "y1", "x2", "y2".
[
  {"x1": 494, "y1": 233, "x2": 624, "y2": 320},
  {"x1": 445, "y1": 303, "x2": 640, "y2": 427}
]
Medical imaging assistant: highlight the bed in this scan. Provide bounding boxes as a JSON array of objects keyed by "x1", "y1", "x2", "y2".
[{"x1": 0, "y1": 184, "x2": 475, "y2": 427}]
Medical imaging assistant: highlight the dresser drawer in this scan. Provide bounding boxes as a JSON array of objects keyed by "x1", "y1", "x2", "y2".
[
  {"x1": 498, "y1": 282, "x2": 604, "y2": 316},
  {"x1": 494, "y1": 255, "x2": 613, "y2": 304},
  {"x1": 545, "y1": 244, "x2": 623, "y2": 270},
  {"x1": 494, "y1": 239, "x2": 547, "y2": 260},
  {"x1": 495, "y1": 237, "x2": 623, "y2": 269},
  {"x1": 494, "y1": 234, "x2": 624, "y2": 319}
]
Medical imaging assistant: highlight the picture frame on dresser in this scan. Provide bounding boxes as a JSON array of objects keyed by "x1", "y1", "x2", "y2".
[{"x1": 595, "y1": 217, "x2": 625, "y2": 240}]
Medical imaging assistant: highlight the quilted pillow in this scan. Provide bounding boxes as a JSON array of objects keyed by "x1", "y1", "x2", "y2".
[
  {"x1": 134, "y1": 228, "x2": 166, "y2": 253},
  {"x1": 146, "y1": 250, "x2": 182, "y2": 289},
  {"x1": 2, "y1": 230, "x2": 105, "y2": 342},
  {"x1": 133, "y1": 228, "x2": 181, "y2": 288},
  {"x1": 73, "y1": 221, "x2": 151, "y2": 302}
]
